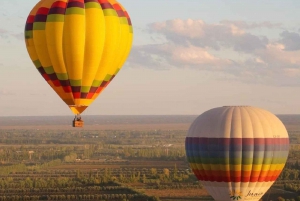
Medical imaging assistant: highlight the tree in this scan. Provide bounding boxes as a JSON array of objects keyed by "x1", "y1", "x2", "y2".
[
  {"x1": 173, "y1": 163, "x2": 178, "y2": 179},
  {"x1": 142, "y1": 174, "x2": 147, "y2": 183},
  {"x1": 151, "y1": 168, "x2": 157, "y2": 177},
  {"x1": 163, "y1": 168, "x2": 170, "y2": 178}
]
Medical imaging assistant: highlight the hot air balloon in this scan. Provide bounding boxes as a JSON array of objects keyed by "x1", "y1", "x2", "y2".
[
  {"x1": 24, "y1": 0, "x2": 133, "y2": 127},
  {"x1": 185, "y1": 106, "x2": 289, "y2": 201}
]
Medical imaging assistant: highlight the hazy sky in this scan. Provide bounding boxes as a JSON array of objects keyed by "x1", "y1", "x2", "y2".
[{"x1": 1, "y1": 0, "x2": 300, "y2": 116}]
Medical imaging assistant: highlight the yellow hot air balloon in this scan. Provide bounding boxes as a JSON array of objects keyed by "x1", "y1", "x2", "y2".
[
  {"x1": 185, "y1": 106, "x2": 290, "y2": 201},
  {"x1": 24, "y1": 0, "x2": 133, "y2": 127}
]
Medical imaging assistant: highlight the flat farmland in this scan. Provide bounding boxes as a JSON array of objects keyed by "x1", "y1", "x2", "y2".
[
  {"x1": 0, "y1": 115, "x2": 299, "y2": 201},
  {"x1": 48, "y1": 160, "x2": 188, "y2": 170}
]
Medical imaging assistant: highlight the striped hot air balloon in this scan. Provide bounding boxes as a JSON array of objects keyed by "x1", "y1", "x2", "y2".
[
  {"x1": 25, "y1": 0, "x2": 133, "y2": 125},
  {"x1": 185, "y1": 106, "x2": 289, "y2": 201}
]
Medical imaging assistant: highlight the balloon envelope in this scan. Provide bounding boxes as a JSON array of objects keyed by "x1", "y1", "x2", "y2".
[
  {"x1": 25, "y1": 0, "x2": 133, "y2": 114},
  {"x1": 185, "y1": 106, "x2": 289, "y2": 201}
]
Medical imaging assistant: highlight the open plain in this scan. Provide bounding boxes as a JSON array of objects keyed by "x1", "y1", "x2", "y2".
[{"x1": 0, "y1": 115, "x2": 299, "y2": 201}]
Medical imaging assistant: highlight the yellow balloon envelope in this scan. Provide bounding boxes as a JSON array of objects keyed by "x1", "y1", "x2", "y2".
[{"x1": 25, "y1": 0, "x2": 133, "y2": 115}]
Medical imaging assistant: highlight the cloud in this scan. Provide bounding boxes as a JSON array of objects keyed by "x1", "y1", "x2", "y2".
[
  {"x1": 129, "y1": 44, "x2": 233, "y2": 70},
  {"x1": 128, "y1": 19, "x2": 300, "y2": 86},
  {"x1": 148, "y1": 19, "x2": 268, "y2": 53},
  {"x1": 279, "y1": 31, "x2": 300, "y2": 51},
  {"x1": 129, "y1": 44, "x2": 169, "y2": 70},
  {"x1": 255, "y1": 43, "x2": 300, "y2": 66},
  {"x1": 170, "y1": 45, "x2": 232, "y2": 67}
]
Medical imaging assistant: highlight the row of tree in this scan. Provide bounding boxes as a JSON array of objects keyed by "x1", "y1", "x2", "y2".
[{"x1": 0, "y1": 193, "x2": 160, "y2": 201}]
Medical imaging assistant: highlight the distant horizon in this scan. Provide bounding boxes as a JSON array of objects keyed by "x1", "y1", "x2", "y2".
[
  {"x1": 1, "y1": 113, "x2": 300, "y2": 129},
  {"x1": 1, "y1": 113, "x2": 300, "y2": 117},
  {"x1": 0, "y1": 114, "x2": 199, "y2": 117}
]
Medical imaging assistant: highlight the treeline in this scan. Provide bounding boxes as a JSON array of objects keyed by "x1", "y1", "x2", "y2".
[
  {"x1": 0, "y1": 194, "x2": 160, "y2": 201},
  {"x1": 0, "y1": 129, "x2": 299, "y2": 147},
  {"x1": 0, "y1": 129, "x2": 186, "y2": 146},
  {"x1": 0, "y1": 159, "x2": 61, "y2": 175},
  {"x1": 120, "y1": 147, "x2": 186, "y2": 160},
  {"x1": 0, "y1": 145, "x2": 186, "y2": 165},
  {"x1": 0, "y1": 146, "x2": 76, "y2": 162}
]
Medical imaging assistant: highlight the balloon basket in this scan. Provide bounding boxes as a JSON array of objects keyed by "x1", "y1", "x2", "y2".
[
  {"x1": 73, "y1": 120, "x2": 84, "y2": 127},
  {"x1": 73, "y1": 114, "x2": 84, "y2": 127}
]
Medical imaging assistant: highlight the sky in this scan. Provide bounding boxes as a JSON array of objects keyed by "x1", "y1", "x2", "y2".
[{"x1": 1, "y1": 0, "x2": 300, "y2": 116}]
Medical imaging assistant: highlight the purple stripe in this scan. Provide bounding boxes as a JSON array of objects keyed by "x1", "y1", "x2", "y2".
[
  {"x1": 37, "y1": 67, "x2": 46, "y2": 75},
  {"x1": 48, "y1": 73, "x2": 58, "y2": 81},
  {"x1": 60, "y1": 80, "x2": 70, "y2": 87},
  {"x1": 49, "y1": 7, "x2": 66, "y2": 15},
  {"x1": 85, "y1": 0, "x2": 98, "y2": 2},
  {"x1": 67, "y1": 2, "x2": 84, "y2": 8},
  {"x1": 71, "y1": 86, "x2": 81, "y2": 93},
  {"x1": 100, "y1": 3, "x2": 113, "y2": 9},
  {"x1": 185, "y1": 138, "x2": 290, "y2": 152},
  {"x1": 25, "y1": 23, "x2": 33, "y2": 31},
  {"x1": 35, "y1": 14, "x2": 48, "y2": 22}
]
